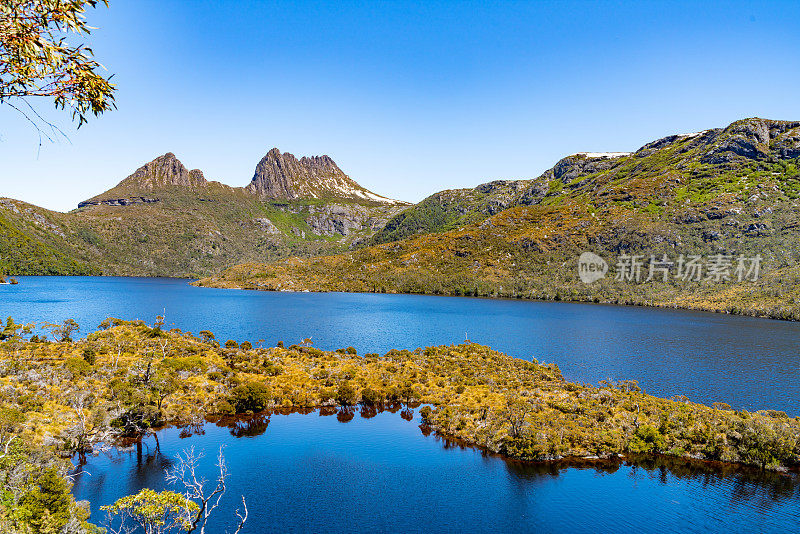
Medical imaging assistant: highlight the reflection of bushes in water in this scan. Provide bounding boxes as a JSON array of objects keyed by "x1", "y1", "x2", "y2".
[
  {"x1": 356, "y1": 403, "x2": 413, "y2": 420},
  {"x1": 289, "y1": 406, "x2": 315, "y2": 416},
  {"x1": 337, "y1": 407, "x2": 356, "y2": 423},
  {"x1": 213, "y1": 413, "x2": 271, "y2": 438},
  {"x1": 360, "y1": 405, "x2": 378, "y2": 419},
  {"x1": 501, "y1": 453, "x2": 800, "y2": 506},
  {"x1": 201, "y1": 408, "x2": 795, "y2": 507},
  {"x1": 426, "y1": 434, "x2": 473, "y2": 453},
  {"x1": 178, "y1": 422, "x2": 206, "y2": 439},
  {"x1": 96, "y1": 437, "x2": 175, "y2": 486},
  {"x1": 420, "y1": 427, "x2": 800, "y2": 505},
  {"x1": 624, "y1": 454, "x2": 800, "y2": 506},
  {"x1": 504, "y1": 458, "x2": 618, "y2": 480}
]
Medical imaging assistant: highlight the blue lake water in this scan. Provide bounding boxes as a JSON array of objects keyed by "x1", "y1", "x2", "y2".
[
  {"x1": 1, "y1": 276, "x2": 798, "y2": 414},
  {"x1": 3, "y1": 276, "x2": 800, "y2": 532},
  {"x1": 71, "y1": 409, "x2": 800, "y2": 534}
]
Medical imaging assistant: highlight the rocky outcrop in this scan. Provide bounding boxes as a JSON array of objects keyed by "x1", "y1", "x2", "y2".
[
  {"x1": 544, "y1": 154, "x2": 624, "y2": 184},
  {"x1": 78, "y1": 153, "x2": 207, "y2": 208},
  {"x1": 701, "y1": 118, "x2": 800, "y2": 164},
  {"x1": 246, "y1": 148, "x2": 400, "y2": 203},
  {"x1": 78, "y1": 197, "x2": 160, "y2": 209},
  {"x1": 475, "y1": 180, "x2": 530, "y2": 213},
  {"x1": 634, "y1": 130, "x2": 721, "y2": 158},
  {"x1": 306, "y1": 204, "x2": 373, "y2": 236},
  {"x1": 252, "y1": 217, "x2": 281, "y2": 235},
  {"x1": 246, "y1": 148, "x2": 303, "y2": 199},
  {"x1": 518, "y1": 177, "x2": 549, "y2": 206},
  {"x1": 79, "y1": 149, "x2": 405, "y2": 212}
]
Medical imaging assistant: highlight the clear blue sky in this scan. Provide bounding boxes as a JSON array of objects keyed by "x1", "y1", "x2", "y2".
[{"x1": 2, "y1": 0, "x2": 799, "y2": 212}]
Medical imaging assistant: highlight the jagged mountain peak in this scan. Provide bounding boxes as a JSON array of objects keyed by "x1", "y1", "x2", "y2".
[
  {"x1": 78, "y1": 149, "x2": 405, "y2": 209},
  {"x1": 246, "y1": 147, "x2": 402, "y2": 204}
]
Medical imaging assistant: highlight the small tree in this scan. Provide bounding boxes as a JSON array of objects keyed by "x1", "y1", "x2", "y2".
[
  {"x1": 151, "y1": 368, "x2": 180, "y2": 412},
  {"x1": 102, "y1": 488, "x2": 197, "y2": 534},
  {"x1": 360, "y1": 386, "x2": 382, "y2": 406},
  {"x1": 165, "y1": 447, "x2": 248, "y2": 534},
  {"x1": 0, "y1": 316, "x2": 31, "y2": 341},
  {"x1": 44, "y1": 318, "x2": 79, "y2": 342},
  {"x1": 0, "y1": 317, "x2": 33, "y2": 373},
  {"x1": 229, "y1": 382, "x2": 271, "y2": 413},
  {"x1": 198, "y1": 331, "x2": 215, "y2": 343},
  {"x1": 336, "y1": 382, "x2": 357, "y2": 406},
  {"x1": 0, "y1": 405, "x2": 24, "y2": 459},
  {"x1": 17, "y1": 468, "x2": 73, "y2": 533},
  {"x1": 504, "y1": 396, "x2": 533, "y2": 439},
  {"x1": 82, "y1": 347, "x2": 97, "y2": 365}
]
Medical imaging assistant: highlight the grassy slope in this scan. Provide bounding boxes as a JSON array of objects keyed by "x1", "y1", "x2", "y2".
[{"x1": 199, "y1": 118, "x2": 800, "y2": 319}]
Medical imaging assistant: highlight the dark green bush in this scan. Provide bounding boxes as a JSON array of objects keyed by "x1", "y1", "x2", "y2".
[
  {"x1": 336, "y1": 382, "x2": 357, "y2": 405},
  {"x1": 360, "y1": 386, "x2": 382, "y2": 405},
  {"x1": 64, "y1": 357, "x2": 91, "y2": 376},
  {"x1": 229, "y1": 382, "x2": 272, "y2": 413},
  {"x1": 420, "y1": 405, "x2": 433, "y2": 423},
  {"x1": 82, "y1": 348, "x2": 97, "y2": 365}
]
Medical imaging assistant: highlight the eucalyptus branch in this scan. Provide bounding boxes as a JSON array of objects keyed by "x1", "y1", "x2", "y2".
[{"x1": 0, "y1": 0, "x2": 116, "y2": 135}]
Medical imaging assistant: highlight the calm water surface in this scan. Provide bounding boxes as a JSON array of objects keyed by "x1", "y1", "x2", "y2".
[
  {"x1": 1, "y1": 276, "x2": 798, "y2": 413},
  {"x1": 71, "y1": 409, "x2": 800, "y2": 534}
]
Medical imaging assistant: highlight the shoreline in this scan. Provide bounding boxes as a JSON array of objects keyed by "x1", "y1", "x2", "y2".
[{"x1": 192, "y1": 278, "x2": 800, "y2": 323}]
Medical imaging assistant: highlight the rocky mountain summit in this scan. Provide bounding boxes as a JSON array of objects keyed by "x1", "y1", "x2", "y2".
[
  {"x1": 111, "y1": 152, "x2": 207, "y2": 190},
  {"x1": 246, "y1": 148, "x2": 400, "y2": 203},
  {"x1": 82, "y1": 149, "x2": 403, "y2": 207},
  {"x1": 4, "y1": 117, "x2": 800, "y2": 287}
]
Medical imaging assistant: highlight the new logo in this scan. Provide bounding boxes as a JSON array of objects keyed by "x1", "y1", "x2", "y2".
[{"x1": 578, "y1": 252, "x2": 608, "y2": 283}]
